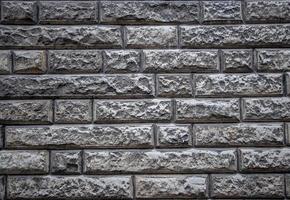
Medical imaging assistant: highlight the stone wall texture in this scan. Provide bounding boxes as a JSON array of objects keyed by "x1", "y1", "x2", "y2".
[{"x1": 1, "y1": 0, "x2": 290, "y2": 199}]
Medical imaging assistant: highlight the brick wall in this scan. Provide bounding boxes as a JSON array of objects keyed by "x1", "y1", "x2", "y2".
[{"x1": 0, "y1": 0, "x2": 290, "y2": 199}]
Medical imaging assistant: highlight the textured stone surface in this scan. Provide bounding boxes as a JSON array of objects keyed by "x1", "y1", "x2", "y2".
[
  {"x1": 211, "y1": 174, "x2": 284, "y2": 198},
  {"x1": 143, "y1": 50, "x2": 219, "y2": 73},
  {"x1": 157, "y1": 124, "x2": 192, "y2": 147},
  {"x1": 5, "y1": 125, "x2": 154, "y2": 149},
  {"x1": 101, "y1": 1, "x2": 199, "y2": 24},
  {"x1": 135, "y1": 175, "x2": 208, "y2": 198},
  {"x1": 195, "y1": 74, "x2": 283, "y2": 97},
  {"x1": 0, "y1": 100, "x2": 52, "y2": 124},
  {"x1": 176, "y1": 99, "x2": 240, "y2": 123},
  {"x1": 94, "y1": 99, "x2": 172, "y2": 123},
  {"x1": 54, "y1": 100, "x2": 92, "y2": 124},
  {"x1": 0, "y1": 75, "x2": 154, "y2": 98},
  {"x1": 240, "y1": 148, "x2": 290, "y2": 172},
  {"x1": 287, "y1": 175, "x2": 290, "y2": 197},
  {"x1": 51, "y1": 150, "x2": 82, "y2": 174},
  {"x1": 103, "y1": 50, "x2": 140, "y2": 73},
  {"x1": 0, "y1": 26, "x2": 122, "y2": 48},
  {"x1": 221, "y1": 49, "x2": 253, "y2": 72},
  {"x1": 0, "y1": 176, "x2": 4, "y2": 200},
  {"x1": 180, "y1": 24, "x2": 290, "y2": 48},
  {"x1": 39, "y1": 1, "x2": 96, "y2": 24},
  {"x1": 126, "y1": 26, "x2": 177, "y2": 48},
  {"x1": 195, "y1": 123, "x2": 284, "y2": 147},
  {"x1": 84, "y1": 149, "x2": 237, "y2": 174},
  {"x1": 157, "y1": 74, "x2": 192, "y2": 97},
  {"x1": 0, "y1": 50, "x2": 11, "y2": 74},
  {"x1": 13, "y1": 50, "x2": 46, "y2": 74},
  {"x1": 0, "y1": 150, "x2": 48, "y2": 174},
  {"x1": 7, "y1": 176, "x2": 133, "y2": 199},
  {"x1": 48, "y1": 50, "x2": 102, "y2": 73}
]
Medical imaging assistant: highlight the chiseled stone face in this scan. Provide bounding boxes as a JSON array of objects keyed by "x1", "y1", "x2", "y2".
[
  {"x1": 0, "y1": 50, "x2": 11, "y2": 74},
  {"x1": 7, "y1": 176, "x2": 133, "y2": 199},
  {"x1": 221, "y1": 49, "x2": 252, "y2": 72},
  {"x1": 51, "y1": 150, "x2": 82, "y2": 174}
]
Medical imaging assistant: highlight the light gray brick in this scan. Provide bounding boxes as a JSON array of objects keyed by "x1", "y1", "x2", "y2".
[
  {"x1": 221, "y1": 49, "x2": 253, "y2": 72},
  {"x1": 51, "y1": 150, "x2": 82, "y2": 174},
  {"x1": 0, "y1": 50, "x2": 11, "y2": 74},
  {"x1": 0, "y1": 176, "x2": 4, "y2": 200}
]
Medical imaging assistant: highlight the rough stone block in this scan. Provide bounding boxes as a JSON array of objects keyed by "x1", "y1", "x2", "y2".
[
  {"x1": 221, "y1": 49, "x2": 253, "y2": 72},
  {"x1": 0, "y1": 176, "x2": 4, "y2": 200},
  {"x1": 287, "y1": 174, "x2": 290, "y2": 197},
  {"x1": 51, "y1": 150, "x2": 82, "y2": 174},
  {"x1": 0, "y1": 50, "x2": 11, "y2": 74}
]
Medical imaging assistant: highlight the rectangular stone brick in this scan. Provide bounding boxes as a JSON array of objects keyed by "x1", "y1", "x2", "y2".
[
  {"x1": 39, "y1": 1, "x2": 97, "y2": 24},
  {"x1": 84, "y1": 149, "x2": 237, "y2": 174},
  {"x1": 100, "y1": 1, "x2": 199, "y2": 24},
  {"x1": 125, "y1": 26, "x2": 177, "y2": 48},
  {"x1": 211, "y1": 174, "x2": 284, "y2": 198},
  {"x1": 143, "y1": 50, "x2": 219, "y2": 73},
  {"x1": 287, "y1": 175, "x2": 290, "y2": 198},
  {"x1": 51, "y1": 150, "x2": 82, "y2": 175},
  {"x1": 0, "y1": 176, "x2": 4, "y2": 200},
  {"x1": 0, "y1": 50, "x2": 11, "y2": 74},
  {"x1": 0, "y1": 75, "x2": 154, "y2": 98},
  {"x1": 176, "y1": 99, "x2": 240, "y2": 123},
  {"x1": 221, "y1": 49, "x2": 253, "y2": 72},
  {"x1": 94, "y1": 99, "x2": 172, "y2": 123},
  {"x1": 5, "y1": 125, "x2": 154, "y2": 149},
  {"x1": 195, "y1": 74, "x2": 283, "y2": 97},
  {"x1": 0, "y1": 26, "x2": 122, "y2": 48},
  {"x1": 48, "y1": 50, "x2": 102, "y2": 74},
  {"x1": 135, "y1": 175, "x2": 208, "y2": 199},
  {"x1": 180, "y1": 24, "x2": 290, "y2": 48},
  {"x1": 0, "y1": 100, "x2": 52, "y2": 124},
  {"x1": 0, "y1": 125, "x2": 2, "y2": 149},
  {"x1": 195, "y1": 123, "x2": 284, "y2": 147},
  {"x1": 0, "y1": 150, "x2": 48, "y2": 174},
  {"x1": 240, "y1": 148, "x2": 290, "y2": 172},
  {"x1": 7, "y1": 176, "x2": 133, "y2": 199}
]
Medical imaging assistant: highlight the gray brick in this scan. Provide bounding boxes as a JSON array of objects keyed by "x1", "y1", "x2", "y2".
[
  {"x1": 0, "y1": 176, "x2": 4, "y2": 200},
  {"x1": 143, "y1": 50, "x2": 219, "y2": 73},
  {"x1": 100, "y1": 1, "x2": 199, "y2": 24},
  {"x1": 5, "y1": 125, "x2": 154, "y2": 149},
  {"x1": 176, "y1": 99, "x2": 240, "y2": 123},
  {"x1": 51, "y1": 150, "x2": 82, "y2": 174},
  {"x1": 7, "y1": 176, "x2": 133, "y2": 199},
  {"x1": 48, "y1": 50, "x2": 102, "y2": 74},
  {"x1": 0, "y1": 26, "x2": 122, "y2": 48},
  {"x1": 84, "y1": 149, "x2": 237, "y2": 174},
  {"x1": 13, "y1": 50, "x2": 46, "y2": 74},
  {"x1": 211, "y1": 174, "x2": 284, "y2": 198},
  {"x1": 245, "y1": 0, "x2": 290, "y2": 23},
  {"x1": 135, "y1": 175, "x2": 208, "y2": 199},
  {"x1": 0, "y1": 50, "x2": 11, "y2": 74},
  {"x1": 125, "y1": 26, "x2": 177, "y2": 48},
  {"x1": 195, "y1": 123, "x2": 284, "y2": 147},
  {"x1": 195, "y1": 74, "x2": 283, "y2": 97},
  {"x1": 202, "y1": 1, "x2": 242, "y2": 23},
  {"x1": 94, "y1": 99, "x2": 172, "y2": 123},
  {"x1": 0, "y1": 125, "x2": 2, "y2": 149},
  {"x1": 221, "y1": 49, "x2": 253, "y2": 72},
  {"x1": 287, "y1": 174, "x2": 290, "y2": 197},
  {"x1": 39, "y1": 1, "x2": 96, "y2": 24},
  {"x1": 54, "y1": 100, "x2": 92, "y2": 124},
  {"x1": 240, "y1": 148, "x2": 290, "y2": 172},
  {"x1": 1, "y1": 1, "x2": 37, "y2": 24},
  {"x1": 157, "y1": 74, "x2": 192, "y2": 97},
  {"x1": 0, "y1": 75, "x2": 154, "y2": 98},
  {"x1": 180, "y1": 24, "x2": 290, "y2": 48},
  {"x1": 0, "y1": 100, "x2": 52, "y2": 124},
  {"x1": 103, "y1": 50, "x2": 140, "y2": 73},
  {"x1": 0, "y1": 150, "x2": 49, "y2": 174}
]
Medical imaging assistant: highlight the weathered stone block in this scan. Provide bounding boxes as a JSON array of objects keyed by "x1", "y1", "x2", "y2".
[
  {"x1": 0, "y1": 125, "x2": 2, "y2": 149},
  {"x1": 0, "y1": 50, "x2": 11, "y2": 74},
  {"x1": 51, "y1": 150, "x2": 82, "y2": 174},
  {"x1": 211, "y1": 174, "x2": 284, "y2": 198},
  {"x1": 0, "y1": 176, "x2": 4, "y2": 200},
  {"x1": 287, "y1": 175, "x2": 290, "y2": 197},
  {"x1": 176, "y1": 99, "x2": 240, "y2": 123},
  {"x1": 0, "y1": 150, "x2": 48, "y2": 174},
  {"x1": 7, "y1": 176, "x2": 133, "y2": 199},
  {"x1": 135, "y1": 175, "x2": 208, "y2": 199},
  {"x1": 195, "y1": 74, "x2": 283, "y2": 97},
  {"x1": 5, "y1": 125, "x2": 154, "y2": 149},
  {"x1": 84, "y1": 149, "x2": 237, "y2": 174},
  {"x1": 126, "y1": 26, "x2": 177, "y2": 48},
  {"x1": 195, "y1": 123, "x2": 284, "y2": 147},
  {"x1": 94, "y1": 99, "x2": 172, "y2": 123},
  {"x1": 0, "y1": 100, "x2": 52, "y2": 124},
  {"x1": 221, "y1": 49, "x2": 253, "y2": 72}
]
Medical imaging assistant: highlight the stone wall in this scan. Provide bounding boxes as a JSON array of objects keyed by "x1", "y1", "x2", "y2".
[{"x1": 0, "y1": 0, "x2": 290, "y2": 199}]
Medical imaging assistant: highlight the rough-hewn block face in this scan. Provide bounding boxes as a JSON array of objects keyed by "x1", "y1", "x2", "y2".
[
  {"x1": 0, "y1": 150, "x2": 48, "y2": 174},
  {"x1": 0, "y1": 50, "x2": 11, "y2": 74},
  {"x1": 135, "y1": 175, "x2": 208, "y2": 199},
  {"x1": 221, "y1": 49, "x2": 253, "y2": 72},
  {"x1": 5, "y1": 125, "x2": 154, "y2": 149},
  {"x1": 7, "y1": 176, "x2": 133, "y2": 199},
  {"x1": 39, "y1": 1, "x2": 96, "y2": 24},
  {"x1": 195, "y1": 123, "x2": 284, "y2": 147},
  {"x1": 101, "y1": 1, "x2": 199, "y2": 24},
  {"x1": 287, "y1": 175, "x2": 290, "y2": 197},
  {"x1": 211, "y1": 174, "x2": 284, "y2": 198},
  {"x1": 0, "y1": 176, "x2": 4, "y2": 200},
  {"x1": 51, "y1": 150, "x2": 82, "y2": 174},
  {"x1": 84, "y1": 149, "x2": 237, "y2": 174}
]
